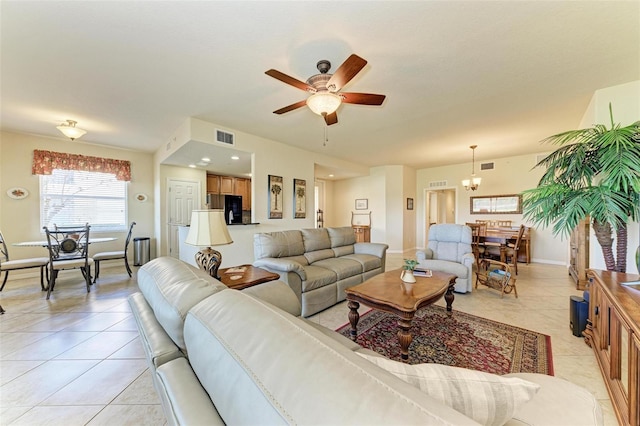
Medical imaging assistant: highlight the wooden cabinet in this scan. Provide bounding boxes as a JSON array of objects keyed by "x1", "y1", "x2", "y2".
[
  {"x1": 206, "y1": 174, "x2": 252, "y2": 211},
  {"x1": 220, "y1": 176, "x2": 234, "y2": 194},
  {"x1": 352, "y1": 226, "x2": 370, "y2": 243},
  {"x1": 235, "y1": 178, "x2": 251, "y2": 211},
  {"x1": 206, "y1": 175, "x2": 220, "y2": 194},
  {"x1": 569, "y1": 218, "x2": 590, "y2": 290},
  {"x1": 584, "y1": 270, "x2": 640, "y2": 426}
]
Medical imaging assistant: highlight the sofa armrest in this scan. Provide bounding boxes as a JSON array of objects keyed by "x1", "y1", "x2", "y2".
[
  {"x1": 461, "y1": 252, "x2": 475, "y2": 268},
  {"x1": 253, "y1": 258, "x2": 307, "y2": 280},
  {"x1": 241, "y1": 280, "x2": 302, "y2": 317},
  {"x1": 416, "y1": 249, "x2": 434, "y2": 261},
  {"x1": 354, "y1": 242, "x2": 389, "y2": 258}
]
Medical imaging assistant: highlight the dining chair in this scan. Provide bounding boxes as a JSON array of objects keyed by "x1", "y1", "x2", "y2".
[
  {"x1": 0, "y1": 230, "x2": 49, "y2": 292},
  {"x1": 496, "y1": 220, "x2": 513, "y2": 227},
  {"x1": 465, "y1": 223, "x2": 486, "y2": 262},
  {"x1": 503, "y1": 225, "x2": 526, "y2": 275},
  {"x1": 92, "y1": 221, "x2": 136, "y2": 282},
  {"x1": 43, "y1": 224, "x2": 94, "y2": 299}
]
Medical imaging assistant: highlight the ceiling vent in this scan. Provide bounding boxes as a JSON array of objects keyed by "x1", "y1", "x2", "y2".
[
  {"x1": 216, "y1": 129, "x2": 235, "y2": 145},
  {"x1": 429, "y1": 180, "x2": 447, "y2": 188},
  {"x1": 480, "y1": 162, "x2": 494, "y2": 171}
]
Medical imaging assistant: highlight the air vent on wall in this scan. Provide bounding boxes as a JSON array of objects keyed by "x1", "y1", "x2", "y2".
[
  {"x1": 216, "y1": 129, "x2": 235, "y2": 145},
  {"x1": 480, "y1": 162, "x2": 494, "y2": 170},
  {"x1": 429, "y1": 180, "x2": 447, "y2": 188}
]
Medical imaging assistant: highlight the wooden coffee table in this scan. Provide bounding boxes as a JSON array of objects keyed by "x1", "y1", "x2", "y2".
[
  {"x1": 218, "y1": 265, "x2": 280, "y2": 290},
  {"x1": 345, "y1": 269, "x2": 457, "y2": 361}
]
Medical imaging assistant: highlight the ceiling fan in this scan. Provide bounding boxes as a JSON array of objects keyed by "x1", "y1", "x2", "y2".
[{"x1": 265, "y1": 54, "x2": 386, "y2": 126}]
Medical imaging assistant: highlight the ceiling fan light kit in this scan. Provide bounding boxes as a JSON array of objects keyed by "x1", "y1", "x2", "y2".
[
  {"x1": 266, "y1": 54, "x2": 386, "y2": 126},
  {"x1": 57, "y1": 119, "x2": 87, "y2": 141}
]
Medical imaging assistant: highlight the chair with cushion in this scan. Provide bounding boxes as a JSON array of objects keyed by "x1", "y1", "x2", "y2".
[
  {"x1": 416, "y1": 224, "x2": 475, "y2": 293},
  {"x1": 0, "y1": 230, "x2": 49, "y2": 292},
  {"x1": 44, "y1": 224, "x2": 94, "y2": 299},
  {"x1": 92, "y1": 221, "x2": 136, "y2": 282}
]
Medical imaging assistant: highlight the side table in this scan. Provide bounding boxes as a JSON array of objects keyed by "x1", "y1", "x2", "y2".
[{"x1": 218, "y1": 264, "x2": 279, "y2": 290}]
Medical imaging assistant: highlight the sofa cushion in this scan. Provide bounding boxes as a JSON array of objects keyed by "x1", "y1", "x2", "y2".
[
  {"x1": 333, "y1": 245, "x2": 354, "y2": 257},
  {"x1": 254, "y1": 230, "x2": 304, "y2": 259},
  {"x1": 313, "y1": 257, "x2": 363, "y2": 280},
  {"x1": 358, "y1": 352, "x2": 539, "y2": 426},
  {"x1": 343, "y1": 253, "x2": 382, "y2": 272},
  {"x1": 184, "y1": 290, "x2": 477, "y2": 425},
  {"x1": 301, "y1": 228, "x2": 331, "y2": 252},
  {"x1": 137, "y1": 257, "x2": 227, "y2": 352},
  {"x1": 300, "y1": 265, "x2": 336, "y2": 292},
  {"x1": 327, "y1": 226, "x2": 356, "y2": 247},
  {"x1": 304, "y1": 248, "x2": 335, "y2": 264}
]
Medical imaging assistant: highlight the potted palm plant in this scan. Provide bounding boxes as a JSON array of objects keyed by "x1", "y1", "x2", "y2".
[{"x1": 522, "y1": 104, "x2": 639, "y2": 272}]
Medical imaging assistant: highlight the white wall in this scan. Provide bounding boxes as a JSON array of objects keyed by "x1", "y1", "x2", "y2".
[{"x1": 580, "y1": 80, "x2": 640, "y2": 273}]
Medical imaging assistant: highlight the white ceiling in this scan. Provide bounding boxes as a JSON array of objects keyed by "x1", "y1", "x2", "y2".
[{"x1": 1, "y1": 1, "x2": 638, "y2": 178}]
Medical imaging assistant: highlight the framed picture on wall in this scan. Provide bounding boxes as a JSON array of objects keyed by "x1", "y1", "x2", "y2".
[
  {"x1": 407, "y1": 198, "x2": 414, "y2": 210},
  {"x1": 355, "y1": 199, "x2": 368, "y2": 210},
  {"x1": 268, "y1": 175, "x2": 283, "y2": 219},
  {"x1": 294, "y1": 178, "x2": 306, "y2": 219}
]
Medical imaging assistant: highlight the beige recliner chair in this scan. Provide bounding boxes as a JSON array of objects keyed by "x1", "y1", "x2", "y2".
[{"x1": 416, "y1": 224, "x2": 475, "y2": 293}]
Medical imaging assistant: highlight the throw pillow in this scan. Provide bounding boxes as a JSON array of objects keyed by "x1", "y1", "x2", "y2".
[{"x1": 357, "y1": 352, "x2": 540, "y2": 426}]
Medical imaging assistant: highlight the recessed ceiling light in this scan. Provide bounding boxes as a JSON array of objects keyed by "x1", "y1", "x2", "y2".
[
  {"x1": 231, "y1": 156, "x2": 240, "y2": 160},
  {"x1": 329, "y1": 174, "x2": 334, "y2": 177},
  {"x1": 201, "y1": 157, "x2": 210, "y2": 162},
  {"x1": 188, "y1": 164, "x2": 196, "y2": 168}
]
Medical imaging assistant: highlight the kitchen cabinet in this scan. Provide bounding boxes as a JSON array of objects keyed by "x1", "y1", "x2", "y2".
[
  {"x1": 220, "y1": 176, "x2": 234, "y2": 195},
  {"x1": 207, "y1": 174, "x2": 251, "y2": 211},
  {"x1": 584, "y1": 269, "x2": 640, "y2": 426}
]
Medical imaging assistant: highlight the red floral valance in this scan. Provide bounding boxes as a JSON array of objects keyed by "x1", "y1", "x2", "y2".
[{"x1": 32, "y1": 150, "x2": 131, "y2": 181}]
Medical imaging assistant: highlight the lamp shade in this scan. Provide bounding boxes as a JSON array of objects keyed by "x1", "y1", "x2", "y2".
[
  {"x1": 57, "y1": 120, "x2": 87, "y2": 140},
  {"x1": 185, "y1": 210, "x2": 233, "y2": 247},
  {"x1": 306, "y1": 92, "x2": 342, "y2": 116}
]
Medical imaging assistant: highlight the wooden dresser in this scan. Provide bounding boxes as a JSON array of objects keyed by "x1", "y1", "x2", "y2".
[{"x1": 584, "y1": 269, "x2": 640, "y2": 426}]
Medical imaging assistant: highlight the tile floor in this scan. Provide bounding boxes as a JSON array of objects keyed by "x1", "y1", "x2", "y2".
[{"x1": 0, "y1": 254, "x2": 618, "y2": 425}]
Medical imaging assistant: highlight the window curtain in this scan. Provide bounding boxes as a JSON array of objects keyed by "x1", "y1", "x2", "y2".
[{"x1": 32, "y1": 150, "x2": 131, "y2": 181}]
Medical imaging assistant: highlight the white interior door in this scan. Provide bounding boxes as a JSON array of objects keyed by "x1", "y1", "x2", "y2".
[{"x1": 168, "y1": 179, "x2": 200, "y2": 259}]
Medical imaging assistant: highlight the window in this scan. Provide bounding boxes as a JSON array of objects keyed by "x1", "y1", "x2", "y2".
[{"x1": 40, "y1": 169, "x2": 127, "y2": 232}]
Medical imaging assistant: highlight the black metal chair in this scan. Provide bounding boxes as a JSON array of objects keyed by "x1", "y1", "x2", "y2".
[
  {"x1": 0, "y1": 230, "x2": 49, "y2": 292},
  {"x1": 92, "y1": 221, "x2": 136, "y2": 282},
  {"x1": 43, "y1": 224, "x2": 94, "y2": 299}
]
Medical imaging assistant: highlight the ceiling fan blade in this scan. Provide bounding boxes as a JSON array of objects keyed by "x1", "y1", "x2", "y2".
[
  {"x1": 324, "y1": 112, "x2": 338, "y2": 126},
  {"x1": 326, "y1": 54, "x2": 367, "y2": 92},
  {"x1": 341, "y1": 92, "x2": 386, "y2": 105},
  {"x1": 265, "y1": 69, "x2": 315, "y2": 92},
  {"x1": 273, "y1": 100, "x2": 308, "y2": 115}
]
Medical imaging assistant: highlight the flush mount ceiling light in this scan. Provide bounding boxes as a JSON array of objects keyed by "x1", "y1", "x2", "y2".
[
  {"x1": 306, "y1": 92, "x2": 343, "y2": 117},
  {"x1": 56, "y1": 120, "x2": 87, "y2": 141},
  {"x1": 462, "y1": 145, "x2": 482, "y2": 191}
]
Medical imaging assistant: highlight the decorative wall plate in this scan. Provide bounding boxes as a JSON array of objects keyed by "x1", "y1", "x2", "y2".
[
  {"x1": 135, "y1": 193, "x2": 148, "y2": 202},
  {"x1": 7, "y1": 187, "x2": 29, "y2": 199}
]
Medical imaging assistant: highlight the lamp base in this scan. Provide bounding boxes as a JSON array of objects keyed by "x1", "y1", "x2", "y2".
[{"x1": 194, "y1": 247, "x2": 223, "y2": 280}]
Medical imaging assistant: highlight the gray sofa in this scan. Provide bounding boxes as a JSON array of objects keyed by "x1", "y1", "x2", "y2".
[
  {"x1": 253, "y1": 226, "x2": 388, "y2": 316},
  {"x1": 129, "y1": 257, "x2": 603, "y2": 426}
]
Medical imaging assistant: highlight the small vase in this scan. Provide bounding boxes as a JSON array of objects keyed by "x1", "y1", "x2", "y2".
[{"x1": 400, "y1": 270, "x2": 416, "y2": 283}]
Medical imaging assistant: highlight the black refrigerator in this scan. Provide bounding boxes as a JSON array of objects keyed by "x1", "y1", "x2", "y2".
[{"x1": 224, "y1": 195, "x2": 242, "y2": 224}]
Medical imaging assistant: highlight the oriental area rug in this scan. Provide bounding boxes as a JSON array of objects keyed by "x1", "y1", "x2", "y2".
[{"x1": 337, "y1": 306, "x2": 553, "y2": 375}]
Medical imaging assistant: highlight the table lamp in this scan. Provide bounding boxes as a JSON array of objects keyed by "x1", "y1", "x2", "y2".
[{"x1": 185, "y1": 210, "x2": 233, "y2": 280}]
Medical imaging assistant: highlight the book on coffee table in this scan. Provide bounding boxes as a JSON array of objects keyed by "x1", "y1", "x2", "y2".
[{"x1": 413, "y1": 268, "x2": 432, "y2": 277}]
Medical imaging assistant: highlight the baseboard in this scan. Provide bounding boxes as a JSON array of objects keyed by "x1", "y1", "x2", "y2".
[{"x1": 530, "y1": 258, "x2": 567, "y2": 266}]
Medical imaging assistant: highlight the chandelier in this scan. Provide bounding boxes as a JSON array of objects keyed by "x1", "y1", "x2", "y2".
[{"x1": 462, "y1": 145, "x2": 481, "y2": 191}]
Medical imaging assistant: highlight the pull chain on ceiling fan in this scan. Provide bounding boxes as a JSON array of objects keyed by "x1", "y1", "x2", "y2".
[{"x1": 265, "y1": 54, "x2": 386, "y2": 126}]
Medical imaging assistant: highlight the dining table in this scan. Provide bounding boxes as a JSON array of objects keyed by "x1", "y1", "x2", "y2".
[{"x1": 480, "y1": 227, "x2": 530, "y2": 263}]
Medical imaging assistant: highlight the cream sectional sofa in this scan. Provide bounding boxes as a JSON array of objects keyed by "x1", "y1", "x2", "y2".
[
  {"x1": 253, "y1": 226, "x2": 388, "y2": 316},
  {"x1": 129, "y1": 257, "x2": 603, "y2": 425}
]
